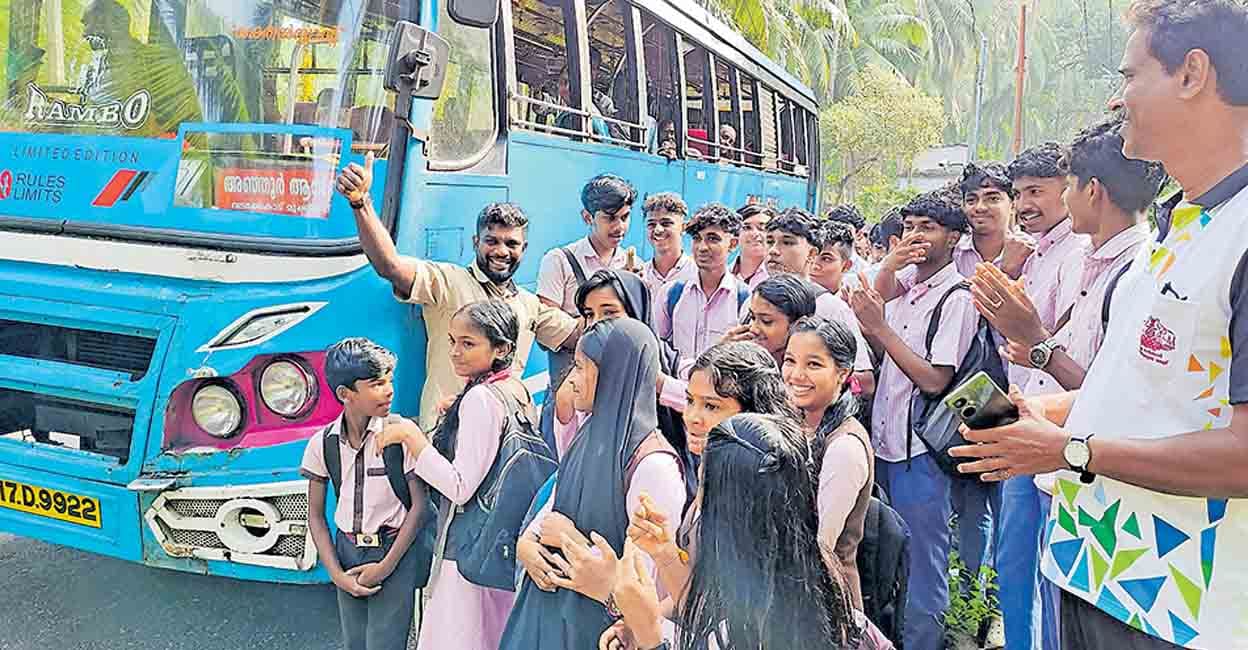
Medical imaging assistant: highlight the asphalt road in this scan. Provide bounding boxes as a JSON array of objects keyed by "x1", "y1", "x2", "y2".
[{"x1": 0, "y1": 533, "x2": 342, "y2": 650}]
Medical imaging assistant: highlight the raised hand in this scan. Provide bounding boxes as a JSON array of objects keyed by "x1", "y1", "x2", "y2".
[{"x1": 336, "y1": 151, "x2": 375, "y2": 206}]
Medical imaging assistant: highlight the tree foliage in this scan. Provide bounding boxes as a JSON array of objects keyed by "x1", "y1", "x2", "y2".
[{"x1": 821, "y1": 66, "x2": 944, "y2": 204}]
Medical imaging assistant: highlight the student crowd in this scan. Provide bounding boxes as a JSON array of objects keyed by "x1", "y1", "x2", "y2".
[{"x1": 302, "y1": 2, "x2": 1248, "y2": 649}]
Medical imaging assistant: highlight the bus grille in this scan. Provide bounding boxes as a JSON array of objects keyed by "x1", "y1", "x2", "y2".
[
  {"x1": 0, "y1": 319, "x2": 157, "y2": 380},
  {"x1": 145, "y1": 482, "x2": 316, "y2": 571}
]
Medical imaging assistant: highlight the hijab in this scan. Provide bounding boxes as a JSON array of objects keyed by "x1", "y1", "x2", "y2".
[{"x1": 501, "y1": 318, "x2": 660, "y2": 650}]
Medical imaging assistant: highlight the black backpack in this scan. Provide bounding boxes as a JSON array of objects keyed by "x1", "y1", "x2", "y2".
[
  {"x1": 436, "y1": 383, "x2": 558, "y2": 591},
  {"x1": 322, "y1": 425, "x2": 438, "y2": 587},
  {"x1": 857, "y1": 489, "x2": 910, "y2": 649},
  {"x1": 908, "y1": 282, "x2": 1009, "y2": 478}
]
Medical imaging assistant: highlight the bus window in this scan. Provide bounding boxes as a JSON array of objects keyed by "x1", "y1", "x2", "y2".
[
  {"x1": 714, "y1": 58, "x2": 738, "y2": 162},
  {"x1": 428, "y1": 0, "x2": 498, "y2": 165},
  {"x1": 585, "y1": 0, "x2": 638, "y2": 148},
  {"x1": 778, "y1": 95, "x2": 794, "y2": 172},
  {"x1": 682, "y1": 40, "x2": 710, "y2": 160},
  {"x1": 510, "y1": 0, "x2": 576, "y2": 136},
  {"x1": 793, "y1": 105, "x2": 809, "y2": 175},
  {"x1": 759, "y1": 84, "x2": 778, "y2": 170},
  {"x1": 639, "y1": 10, "x2": 678, "y2": 157},
  {"x1": 739, "y1": 72, "x2": 762, "y2": 168},
  {"x1": 0, "y1": 0, "x2": 412, "y2": 235}
]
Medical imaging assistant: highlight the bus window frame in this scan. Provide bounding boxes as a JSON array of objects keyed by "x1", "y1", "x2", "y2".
[
  {"x1": 737, "y1": 71, "x2": 763, "y2": 168},
  {"x1": 426, "y1": 3, "x2": 508, "y2": 173},
  {"x1": 505, "y1": 0, "x2": 595, "y2": 141},
  {"x1": 717, "y1": 59, "x2": 742, "y2": 164},
  {"x1": 582, "y1": 0, "x2": 648, "y2": 149},
  {"x1": 678, "y1": 36, "x2": 715, "y2": 160},
  {"x1": 0, "y1": 0, "x2": 420, "y2": 258}
]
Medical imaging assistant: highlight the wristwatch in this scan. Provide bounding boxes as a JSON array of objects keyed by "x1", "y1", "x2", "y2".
[
  {"x1": 1063, "y1": 433, "x2": 1096, "y2": 484},
  {"x1": 1029, "y1": 337, "x2": 1063, "y2": 369}
]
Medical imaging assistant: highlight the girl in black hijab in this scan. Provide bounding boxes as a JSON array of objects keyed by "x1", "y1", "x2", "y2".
[{"x1": 502, "y1": 318, "x2": 686, "y2": 650}]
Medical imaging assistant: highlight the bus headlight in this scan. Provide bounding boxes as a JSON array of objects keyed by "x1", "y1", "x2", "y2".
[
  {"x1": 259, "y1": 360, "x2": 313, "y2": 417},
  {"x1": 191, "y1": 384, "x2": 243, "y2": 438}
]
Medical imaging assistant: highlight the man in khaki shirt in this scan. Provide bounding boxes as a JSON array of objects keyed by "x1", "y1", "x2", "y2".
[{"x1": 336, "y1": 154, "x2": 579, "y2": 429}]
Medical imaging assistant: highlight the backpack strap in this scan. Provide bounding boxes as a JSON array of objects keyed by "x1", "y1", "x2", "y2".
[
  {"x1": 322, "y1": 423, "x2": 342, "y2": 496},
  {"x1": 665, "y1": 281, "x2": 687, "y2": 323},
  {"x1": 560, "y1": 246, "x2": 588, "y2": 286},
  {"x1": 382, "y1": 443, "x2": 412, "y2": 511},
  {"x1": 923, "y1": 282, "x2": 971, "y2": 361},
  {"x1": 1101, "y1": 261, "x2": 1133, "y2": 332}
]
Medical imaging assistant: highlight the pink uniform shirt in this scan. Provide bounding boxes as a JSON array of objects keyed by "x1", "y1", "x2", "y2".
[
  {"x1": 301, "y1": 414, "x2": 419, "y2": 534},
  {"x1": 1012, "y1": 219, "x2": 1091, "y2": 389},
  {"x1": 537, "y1": 236, "x2": 631, "y2": 315},
  {"x1": 654, "y1": 270, "x2": 747, "y2": 365}
]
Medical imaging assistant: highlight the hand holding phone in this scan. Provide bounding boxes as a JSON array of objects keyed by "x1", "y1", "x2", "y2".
[{"x1": 944, "y1": 371, "x2": 1019, "y2": 430}]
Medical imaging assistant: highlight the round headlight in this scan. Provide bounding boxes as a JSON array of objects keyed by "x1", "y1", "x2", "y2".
[
  {"x1": 191, "y1": 384, "x2": 243, "y2": 438},
  {"x1": 259, "y1": 360, "x2": 312, "y2": 417}
]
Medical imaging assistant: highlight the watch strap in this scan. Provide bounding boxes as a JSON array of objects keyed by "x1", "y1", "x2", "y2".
[{"x1": 1073, "y1": 433, "x2": 1096, "y2": 484}]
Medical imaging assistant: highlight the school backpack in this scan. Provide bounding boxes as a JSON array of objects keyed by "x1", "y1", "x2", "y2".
[
  {"x1": 435, "y1": 382, "x2": 558, "y2": 591},
  {"x1": 857, "y1": 488, "x2": 910, "y2": 649},
  {"x1": 322, "y1": 424, "x2": 438, "y2": 587},
  {"x1": 908, "y1": 281, "x2": 1009, "y2": 479},
  {"x1": 664, "y1": 280, "x2": 751, "y2": 323}
]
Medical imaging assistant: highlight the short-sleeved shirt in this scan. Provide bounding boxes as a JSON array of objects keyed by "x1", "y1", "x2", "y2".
[
  {"x1": 399, "y1": 260, "x2": 577, "y2": 429},
  {"x1": 1010, "y1": 219, "x2": 1089, "y2": 388},
  {"x1": 537, "y1": 236, "x2": 630, "y2": 315},
  {"x1": 1040, "y1": 165, "x2": 1248, "y2": 648},
  {"x1": 815, "y1": 292, "x2": 875, "y2": 373},
  {"x1": 639, "y1": 254, "x2": 696, "y2": 308},
  {"x1": 654, "y1": 270, "x2": 746, "y2": 363},
  {"x1": 732, "y1": 256, "x2": 769, "y2": 293},
  {"x1": 300, "y1": 414, "x2": 419, "y2": 535},
  {"x1": 871, "y1": 262, "x2": 980, "y2": 462}
]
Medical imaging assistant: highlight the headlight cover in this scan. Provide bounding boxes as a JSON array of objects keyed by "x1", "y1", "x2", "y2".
[
  {"x1": 191, "y1": 384, "x2": 243, "y2": 438},
  {"x1": 259, "y1": 360, "x2": 313, "y2": 417}
]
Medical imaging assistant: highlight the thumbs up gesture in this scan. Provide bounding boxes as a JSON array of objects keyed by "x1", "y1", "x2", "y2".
[{"x1": 336, "y1": 151, "x2": 375, "y2": 207}]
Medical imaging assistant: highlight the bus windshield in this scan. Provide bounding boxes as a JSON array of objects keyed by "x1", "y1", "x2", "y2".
[{"x1": 0, "y1": 0, "x2": 413, "y2": 247}]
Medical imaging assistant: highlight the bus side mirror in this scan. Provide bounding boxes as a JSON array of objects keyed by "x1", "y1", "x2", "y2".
[
  {"x1": 449, "y1": 0, "x2": 499, "y2": 29},
  {"x1": 385, "y1": 21, "x2": 451, "y2": 102}
]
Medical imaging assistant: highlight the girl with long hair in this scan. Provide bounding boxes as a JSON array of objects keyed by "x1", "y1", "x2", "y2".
[
  {"x1": 783, "y1": 315, "x2": 875, "y2": 609},
  {"x1": 379, "y1": 300, "x2": 530, "y2": 650},
  {"x1": 501, "y1": 318, "x2": 686, "y2": 650},
  {"x1": 604, "y1": 414, "x2": 893, "y2": 650}
]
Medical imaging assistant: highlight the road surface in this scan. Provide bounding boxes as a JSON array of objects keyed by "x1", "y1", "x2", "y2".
[{"x1": 0, "y1": 533, "x2": 341, "y2": 650}]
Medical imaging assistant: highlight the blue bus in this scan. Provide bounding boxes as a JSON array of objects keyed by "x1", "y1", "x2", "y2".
[{"x1": 0, "y1": 0, "x2": 819, "y2": 583}]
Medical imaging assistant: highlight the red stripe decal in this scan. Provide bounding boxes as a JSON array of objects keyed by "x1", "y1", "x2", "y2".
[{"x1": 92, "y1": 170, "x2": 138, "y2": 207}]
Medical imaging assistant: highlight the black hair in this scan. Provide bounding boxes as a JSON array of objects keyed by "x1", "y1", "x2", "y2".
[
  {"x1": 765, "y1": 207, "x2": 823, "y2": 248},
  {"x1": 825, "y1": 204, "x2": 866, "y2": 232},
  {"x1": 1008, "y1": 142, "x2": 1066, "y2": 181},
  {"x1": 642, "y1": 191, "x2": 688, "y2": 217},
  {"x1": 819, "y1": 220, "x2": 855, "y2": 259},
  {"x1": 737, "y1": 203, "x2": 778, "y2": 221},
  {"x1": 475, "y1": 202, "x2": 529, "y2": 235},
  {"x1": 872, "y1": 209, "x2": 905, "y2": 247},
  {"x1": 959, "y1": 161, "x2": 1016, "y2": 198},
  {"x1": 1063, "y1": 115, "x2": 1167, "y2": 215},
  {"x1": 679, "y1": 413, "x2": 860, "y2": 650},
  {"x1": 581, "y1": 174, "x2": 637, "y2": 214},
  {"x1": 1126, "y1": 0, "x2": 1248, "y2": 106},
  {"x1": 754, "y1": 274, "x2": 822, "y2": 323},
  {"x1": 685, "y1": 202, "x2": 743, "y2": 237},
  {"x1": 573, "y1": 270, "x2": 640, "y2": 320},
  {"x1": 325, "y1": 337, "x2": 396, "y2": 402},
  {"x1": 901, "y1": 191, "x2": 970, "y2": 233},
  {"x1": 690, "y1": 342, "x2": 801, "y2": 421},
  {"x1": 789, "y1": 316, "x2": 859, "y2": 445},
  {"x1": 435, "y1": 300, "x2": 520, "y2": 455}
]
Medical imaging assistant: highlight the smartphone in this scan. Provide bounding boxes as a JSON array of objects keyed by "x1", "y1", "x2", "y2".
[{"x1": 943, "y1": 371, "x2": 1019, "y2": 430}]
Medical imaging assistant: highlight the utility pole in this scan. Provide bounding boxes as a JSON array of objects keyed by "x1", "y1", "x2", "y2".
[
  {"x1": 1012, "y1": 2, "x2": 1028, "y2": 156},
  {"x1": 969, "y1": 33, "x2": 987, "y2": 162}
]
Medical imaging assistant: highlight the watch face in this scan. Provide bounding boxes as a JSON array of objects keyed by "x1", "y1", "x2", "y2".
[
  {"x1": 1064, "y1": 440, "x2": 1091, "y2": 469},
  {"x1": 1030, "y1": 347, "x2": 1050, "y2": 368}
]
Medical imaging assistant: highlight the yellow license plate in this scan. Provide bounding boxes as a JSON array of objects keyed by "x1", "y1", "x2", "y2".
[{"x1": 0, "y1": 478, "x2": 101, "y2": 528}]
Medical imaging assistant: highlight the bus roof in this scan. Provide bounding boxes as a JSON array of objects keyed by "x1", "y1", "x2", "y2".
[{"x1": 637, "y1": 0, "x2": 820, "y2": 114}]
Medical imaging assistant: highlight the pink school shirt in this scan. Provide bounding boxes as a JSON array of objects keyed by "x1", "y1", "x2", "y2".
[
  {"x1": 871, "y1": 263, "x2": 981, "y2": 463},
  {"x1": 1024, "y1": 223, "x2": 1150, "y2": 398},
  {"x1": 641, "y1": 254, "x2": 697, "y2": 308},
  {"x1": 732, "y1": 256, "x2": 769, "y2": 293},
  {"x1": 300, "y1": 415, "x2": 419, "y2": 534},
  {"x1": 653, "y1": 271, "x2": 747, "y2": 364},
  {"x1": 815, "y1": 292, "x2": 875, "y2": 373},
  {"x1": 1011, "y1": 219, "x2": 1091, "y2": 389},
  {"x1": 897, "y1": 233, "x2": 1003, "y2": 288},
  {"x1": 537, "y1": 236, "x2": 631, "y2": 315}
]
